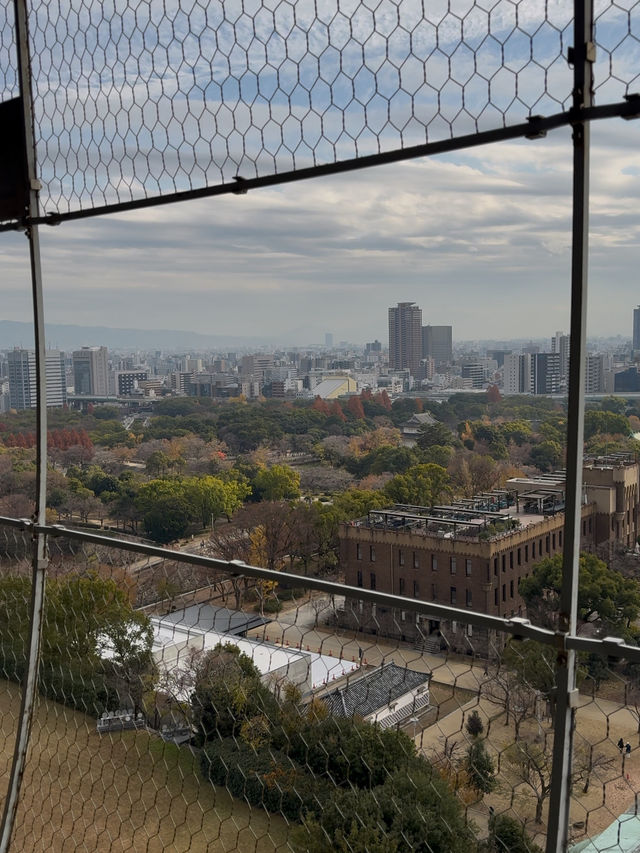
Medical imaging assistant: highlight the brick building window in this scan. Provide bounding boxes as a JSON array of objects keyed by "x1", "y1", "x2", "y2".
[
  {"x1": 466, "y1": 589, "x2": 472, "y2": 607},
  {"x1": 413, "y1": 552, "x2": 420, "y2": 569},
  {"x1": 450, "y1": 587, "x2": 457, "y2": 605},
  {"x1": 370, "y1": 573, "x2": 376, "y2": 590},
  {"x1": 432, "y1": 555, "x2": 438, "y2": 571},
  {"x1": 465, "y1": 559, "x2": 472, "y2": 576},
  {"x1": 509, "y1": 551, "x2": 513, "y2": 569},
  {"x1": 431, "y1": 583, "x2": 437, "y2": 600},
  {"x1": 494, "y1": 589, "x2": 498, "y2": 606},
  {"x1": 502, "y1": 583, "x2": 506, "y2": 602},
  {"x1": 413, "y1": 580, "x2": 420, "y2": 597},
  {"x1": 398, "y1": 549, "x2": 404, "y2": 566},
  {"x1": 517, "y1": 548, "x2": 521, "y2": 566},
  {"x1": 357, "y1": 570, "x2": 363, "y2": 587},
  {"x1": 356, "y1": 544, "x2": 362, "y2": 560},
  {"x1": 399, "y1": 577, "x2": 405, "y2": 596},
  {"x1": 510, "y1": 579, "x2": 514, "y2": 598},
  {"x1": 450, "y1": 557, "x2": 457, "y2": 574},
  {"x1": 532, "y1": 541, "x2": 536, "y2": 559},
  {"x1": 502, "y1": 555, "x2": 506, "y2": 572},
  {"x1": 525, "y1": 544, "x2": 529, "y2": 562},
  {"x1": 493, "y1": 557, "x2": 498, "y2": 576},
  {"x1": 370, "y1": 545, "x2": 376, "y2": 562}
]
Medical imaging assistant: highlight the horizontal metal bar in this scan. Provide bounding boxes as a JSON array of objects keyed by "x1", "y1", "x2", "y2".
[
  {"x1": 4, "y1": 518, "x2": 640, "y2": 661},
  {"x1": 0, "y1": 99, "x2": 632, "y2": 233}
]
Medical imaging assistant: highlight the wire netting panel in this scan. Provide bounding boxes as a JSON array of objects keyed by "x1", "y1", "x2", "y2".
[
  {"x1": 0, "y1": 0, "x2": 16, "y2": 101},
  {"x1": 594, "y1": 0, "x2": 640, "y2": 100},
  {"x1": 24, "y1": 0, "x2": 578, "y2": 216},
  {"x1": 1, "y1": 519, "x2": 639, "y2": 853}
]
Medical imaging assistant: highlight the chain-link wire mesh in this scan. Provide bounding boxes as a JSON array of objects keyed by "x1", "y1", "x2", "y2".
[
  {"x1": 3, "y1": 517, "x2": 640, "y2": 853},
  {"x1": 2, "y1": 1, "x2": 640, "y2": 852},
  {"x1": 0, "y1": 0, "x2": 630, "y2": 220}
]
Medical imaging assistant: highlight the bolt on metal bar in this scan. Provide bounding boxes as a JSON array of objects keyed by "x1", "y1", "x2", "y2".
[
  {"x1": 545, "y1": 2, "x2": 594, "y2": 851},
  {"x1": 0, "y1": 3, "x2": 48, "y2": 851}
]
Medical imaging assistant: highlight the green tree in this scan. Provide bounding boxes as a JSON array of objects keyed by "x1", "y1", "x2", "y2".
[
  {"x1": 384, "y1": 463, "x2": 451, "y2": 507},
  {"x1": 191, "y1": 644, "x2": 280, "y2": 744},
  {"x1": 254, "y1": 464, "x2": 301, "y2": 501},
  {"x1": 136, "y1": 478, "x2": 193, "y2": 542},
  {"x1": 600, "y1": 396, "x2": 627, "y2": 415},
  {"x1": 484, "y1": 815, "x2": 543, "y2": 853},
  {"x1": 584, "y1": 410, "x2": 631, "y2": 439},
  {"x1": 0, "y1": 573, "x2": 154, "y2": 715},
  {"x1": 416, "y1": 421, "x2": 454, "y2": 450},
  {"x1": 465, "y1": 739, "x2": 496, "y2": 795},
  {"x1": 528, "y1": 440, "x2": 562, "y2": 472},
  {"x1": 501, "y1": 640, "x2": 556, "y2": 699},
  {"x1": 465, "y1": 709, "x2": 484, "y2": 737},
  {"x1": 519, "y1": 553, "x2": 640, "y2": 637},
  {"x1": 184, "y1": 475, "x2": 249, "y2": 527}
]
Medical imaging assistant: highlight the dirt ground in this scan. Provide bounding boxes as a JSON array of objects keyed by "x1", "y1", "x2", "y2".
[{"x1": 417, "y1": 690, "x2": 640, "y2": 849}]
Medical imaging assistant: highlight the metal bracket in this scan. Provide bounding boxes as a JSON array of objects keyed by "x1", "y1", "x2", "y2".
[
  {"x1": 567, "y1": 688, "x2": 580, "y2": 709},
  {"x1": 232, "y1": 175, "x2": 248, "y2": 195},
  {"x1": 504, "y1": 616, "x2": 531, "y2": 639},
  {"x1": 567, "y1": 42, "x2": 596, "y2": 66},
  {"x1": 623, "y1": 93, "x2": 640, "y2": 120},
  {"x1": 525, "y1": 115, "x2": 547, "y2": 139}
]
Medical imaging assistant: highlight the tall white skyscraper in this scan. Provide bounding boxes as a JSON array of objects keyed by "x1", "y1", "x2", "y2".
[{"x1": 7, "y1": 348, "x2": 67, "y2": 410}]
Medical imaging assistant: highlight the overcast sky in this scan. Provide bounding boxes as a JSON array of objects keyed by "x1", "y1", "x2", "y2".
[
  {"x1": 1, "y1": 1, "x2": 638, "y2": 348},
  {"x1": 2, "y1": 121, "x2": 637, "y2": 347}
]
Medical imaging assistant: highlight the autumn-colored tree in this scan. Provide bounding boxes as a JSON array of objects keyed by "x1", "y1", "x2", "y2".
[
  {"x1": 486, "y1": 385, "x2": 502, "y2": 403},
  {"x1": 375, "y1": 390, "x2": 392, "y2": 411},
  {"x1": 311, "y1": 396, "x2": 330, "y2": 415},
  {"x1": 329, "y1": 400, "x2": 346, "y2": 421},
  {"x1": 346, "y1": 395, "x2": 366, "y2": 419}
]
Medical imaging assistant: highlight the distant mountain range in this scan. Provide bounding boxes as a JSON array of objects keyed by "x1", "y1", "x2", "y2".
[{"x1": 0, "y1": 320, "x2": 279, "y2": 352}]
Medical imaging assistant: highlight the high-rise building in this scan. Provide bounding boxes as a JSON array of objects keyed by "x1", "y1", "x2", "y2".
[
  {"x1": 551, "y1": 331, "x2": 570, "y2": 380},
  {"x1": 531, "y1": 352, "x2": 561, "y2": 394},
  {"x1": 503, "y1": 353, "x2": 532, "y2": 394},
  {"x1": 633, "y1": 307, "x2": 640, "y2": 351},
  {"x1": 72, "y1": 346, "x2": 109, "y2": 395},
  {"x1": 388, "y1": 302, "x2": 422, "y2": 375},
  {"x1": 422, "y1": 325, "x2": 452, "y2": 367},
  {"x1": 7, "y1": 348, "x2": 67, "y2": 410},
  {"x1": 325, "y1": 333, "x2": 334, "y2": 348}
]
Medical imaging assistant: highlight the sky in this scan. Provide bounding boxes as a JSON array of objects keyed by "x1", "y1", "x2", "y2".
[{"x1": 1, "y1": 0, "x2": 639, "y2": 347}]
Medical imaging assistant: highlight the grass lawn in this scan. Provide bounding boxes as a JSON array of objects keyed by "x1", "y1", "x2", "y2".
[{"x1": 1, "y1": 681, "x2": 292, "y2": 852}]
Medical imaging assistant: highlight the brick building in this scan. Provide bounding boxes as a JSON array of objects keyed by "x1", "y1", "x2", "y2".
[{"x1": 338, "y1": 455, "x2": 640, "y2": 655}]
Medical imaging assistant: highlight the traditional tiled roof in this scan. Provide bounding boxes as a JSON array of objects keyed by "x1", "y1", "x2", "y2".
[{"x1": 322, "y1": 662, "x2": 429, "y2": 719}]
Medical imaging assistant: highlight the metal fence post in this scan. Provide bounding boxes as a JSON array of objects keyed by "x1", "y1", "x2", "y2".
[
  {"x1": 0, "y1": 2, "x2": 49, "y2": 850},
  {"x1": 545, "y1": 2, "x2": 594, "y2": 851}
]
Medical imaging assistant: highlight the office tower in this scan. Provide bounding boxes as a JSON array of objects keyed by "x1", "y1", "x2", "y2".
[
  {"x1": 503, "y1": 353, "x2": 532, "y2": 394},
  {"x1": 531, "y1": 352, "x2": 561, "y2": 394},
  {"x1": 633, "y1": 307, "x2": 640, "y2": 351},
  {"x1": 113, "y1": 370, "x2": 149, "y2": 396},
  {"x1": 388, "y1": 302, "x2": 422, "y2": 375},
  {"x1": 72, "y1": 346, "x2": 109, "y2": 395},
  {"x1": 325, "y1": 333, "x2": 334, "y2": 348},
  {"x1": 422, "y1": 325, "x2": 453, "y2": 367},
  {"x1": 7, "y1": 348, "x2": 67, "y2": 410},
  {"x1": 551, "y1": 331, "x2": 570, "y2": 380}
]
